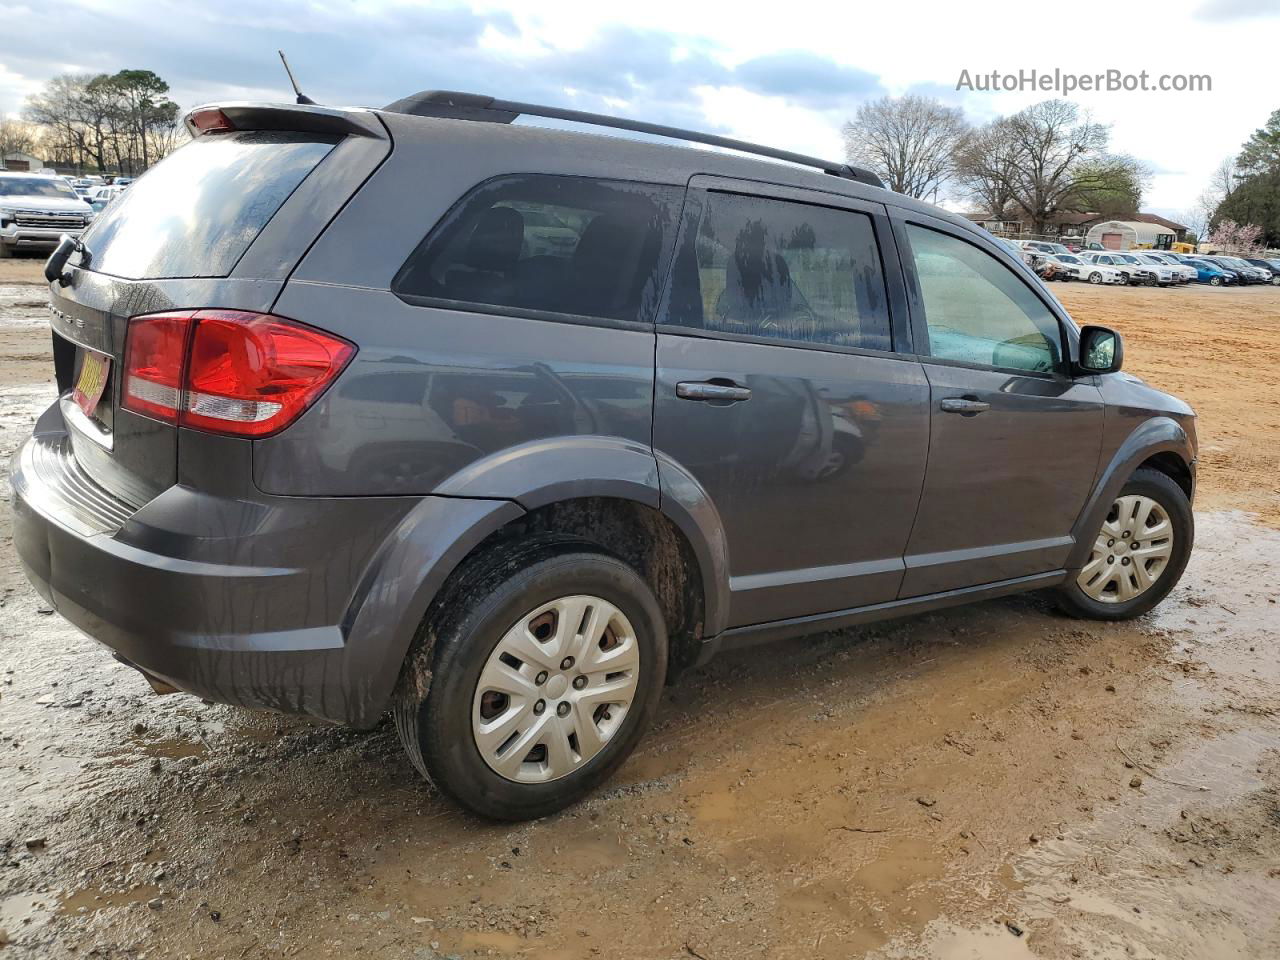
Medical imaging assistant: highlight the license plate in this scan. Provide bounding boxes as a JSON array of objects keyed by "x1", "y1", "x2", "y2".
[{"x1": 73, "y1": 350, "x2": 111, "y2": 419}]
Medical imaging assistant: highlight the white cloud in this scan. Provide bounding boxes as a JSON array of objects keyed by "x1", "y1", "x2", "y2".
[{"x1": 1, "y1": 0, "x2": 1273, "y2": 211}]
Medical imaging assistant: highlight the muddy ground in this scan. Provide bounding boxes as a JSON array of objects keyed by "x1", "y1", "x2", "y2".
[{"x1": 1, "y1": 255, "x2": 1277, "y2": 959}]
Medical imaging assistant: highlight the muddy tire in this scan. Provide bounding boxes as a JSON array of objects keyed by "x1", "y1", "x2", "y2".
[
  {"x1": 394, "y1": 539, "x2": 667, "y2": 820},
  {"x1": 1055, "y1": 468, "x2": 1193, "y2": 621}
]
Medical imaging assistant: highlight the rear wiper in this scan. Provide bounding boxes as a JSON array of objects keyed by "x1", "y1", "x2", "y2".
[{"x1": 45, "y1": 233, "x2": 91, "y2": 287}]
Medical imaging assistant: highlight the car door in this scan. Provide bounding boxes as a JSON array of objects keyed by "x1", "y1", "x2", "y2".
[
  {"x1": 894, "y1": 214, "x2": 1105, "y2": 597},
  {"x1": 653, "y1": 177, "x2": 930, "y2": 627}
]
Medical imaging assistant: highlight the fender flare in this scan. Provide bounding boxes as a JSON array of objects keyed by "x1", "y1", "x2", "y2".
[
  {"x1": 436, "y1": 436, "x2": 730, "y2": 636},
  {"x1": 345, "y1": 437, "x2": 732, "y2": 724},
  {"x1": 1066, "y1": 416, "x2": 1195, "y2": 570}
]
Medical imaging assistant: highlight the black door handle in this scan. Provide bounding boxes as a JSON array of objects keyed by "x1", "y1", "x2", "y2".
[
  {"x1": 676, "y1": 381, "x2": 752, "y2": 403},
  {"x1": 939, "y1": 397, "x2": 990, "y2": 415}
]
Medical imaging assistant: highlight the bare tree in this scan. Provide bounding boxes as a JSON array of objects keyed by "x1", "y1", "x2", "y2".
[
  {"x1": 23, "y1": 70, "x2": 182, "y2": 175},
  {"x1": 956, "y1": 100, "x2": 1141, "y2": 234},
  {"x1": 954, "y1": 117, "x2": 1022, "y2": 217},
  {"x1": 0, "y1": 119, "x2": 39, "y2": 161},
  {"x1": 842, "y1": 95, "x2": 970, "y2": 200}
]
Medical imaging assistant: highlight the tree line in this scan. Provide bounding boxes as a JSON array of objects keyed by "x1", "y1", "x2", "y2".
[
  {"x1": 1199, "y1": 110, "x2": 1280, "y2": 250},
  {"x1": 3, "y1": 70, "x2": 185, "y2": 176},
  {"x1": 842, "y1": 96, "x2": 1147, "y2": 235},
  {"x1": 843, "y1": 94, "x2": 1279, "y2": 250}
]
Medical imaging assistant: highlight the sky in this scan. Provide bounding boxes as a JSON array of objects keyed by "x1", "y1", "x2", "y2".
[{"x1": 2, "y1": 0, "x2": 1278, "y2": 220}]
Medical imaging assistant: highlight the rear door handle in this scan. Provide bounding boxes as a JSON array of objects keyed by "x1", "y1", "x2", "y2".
[
  {"x1": 939, "y1": 397, "x2": 990, "y2": 415},
  {"x1": 676, "y1": 380, "x2": 752, "y2": 403}
]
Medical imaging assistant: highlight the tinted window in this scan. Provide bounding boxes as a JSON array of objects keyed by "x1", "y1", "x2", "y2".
[
  {"x1": 665, "y1": 191, "x2": 890, "y2": 351},
  {"x1": 394, "y1": 176, "x2": 682, "y2": 325},
  {"x1": 906, "y1": 225, "x2": 1063, "y2": 374},
  {"x1": 80, "y1": 131, "x2": 338, "y2": 280}
]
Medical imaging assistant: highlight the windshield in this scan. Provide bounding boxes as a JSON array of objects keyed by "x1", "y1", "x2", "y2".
[{"x1": 0, "y1": 176, "x2": 81, "y2": 200}]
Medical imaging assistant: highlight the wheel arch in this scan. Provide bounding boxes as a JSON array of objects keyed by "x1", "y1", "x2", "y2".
[
  {"x1": 1067, "y1": 416, "x2": 1196, "y2": 571},
  {"x1": 347, "y1": 438, "x2": 731, "y2": 725}
]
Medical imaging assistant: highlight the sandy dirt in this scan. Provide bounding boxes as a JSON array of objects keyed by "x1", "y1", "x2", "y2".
[{"x1": 1, "y1": 256, "x2": 1277, "y2": 959}]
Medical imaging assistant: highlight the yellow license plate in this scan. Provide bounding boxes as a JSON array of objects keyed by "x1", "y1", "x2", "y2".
[{"x1": 73, "y1": 350, "x2": 111, "y2": 419}]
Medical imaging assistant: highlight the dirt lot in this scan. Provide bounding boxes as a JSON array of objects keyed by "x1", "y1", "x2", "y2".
[{"x1": 1, "y1": 255, "x2": 1277, "y2": 959}]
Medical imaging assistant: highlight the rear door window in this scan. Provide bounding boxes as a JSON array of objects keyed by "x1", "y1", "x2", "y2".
[
  {"x1": 80, "y1": 131, "x2": 339, "y2": 280},
  {"x1": 664, "y1": 191, "x2": 892, "y2": 351},
  {"x1": 393, "y1": 175, "x2": 683, "y2": 325}
]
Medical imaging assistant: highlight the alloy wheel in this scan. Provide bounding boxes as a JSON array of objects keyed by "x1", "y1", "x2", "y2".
[
  {"x1": 1077, "y1": 495, "x2": 1175, "y2": 603},
  {"x1": 472, "y1": 595, "x2": 641, "y2": 783}
]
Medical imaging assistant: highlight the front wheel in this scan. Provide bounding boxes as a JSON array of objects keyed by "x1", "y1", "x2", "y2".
[
  {"x1": 1056, "y1": 468, "x2": 1193, "y2": 621},
  {"x1": 395, "y1": 541, "x2": 668, "y2": 820},
  {"x1": 1089, "y1": 272, "x2": 1103, "y2": 284},
  {"x1": 1210, "y1": 276, "x2": 1222, "y2": 286}
]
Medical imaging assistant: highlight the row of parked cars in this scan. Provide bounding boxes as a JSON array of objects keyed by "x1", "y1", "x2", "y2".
[
  {"x1": 1004, "y1": 238, "x2": 1280, "y2": 287},
  {"x1": 65, "y1": 175, "x2": 132, "y2": 212}
]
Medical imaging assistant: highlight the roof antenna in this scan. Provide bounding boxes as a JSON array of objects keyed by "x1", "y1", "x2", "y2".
[{"x1": 278, "y1": 50, "x2": 316, "y2": 105}]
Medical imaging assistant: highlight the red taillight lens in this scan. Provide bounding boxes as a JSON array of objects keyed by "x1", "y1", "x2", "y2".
[
  {"x1": 121, "y1": 311, "x2": 194, "y2": 423},
  {"x1": 121, "y1": 310, "x2": 354, "y2": 437},
  {"x1": 183, "y1": 311, "x2": 354, "y2": 437}
]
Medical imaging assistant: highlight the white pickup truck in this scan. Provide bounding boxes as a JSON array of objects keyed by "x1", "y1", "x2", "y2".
[{"x1": 0, "y1": 172, "x2": 95, "y2": 258}]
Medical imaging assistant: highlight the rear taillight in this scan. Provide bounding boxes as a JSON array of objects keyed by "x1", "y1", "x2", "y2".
[
  {"x1": 121, "y1": 312, "x2": 192, "y2": 423},
  {"x1": 121, "y1": 310, "x2": 354, "y2": 437}
]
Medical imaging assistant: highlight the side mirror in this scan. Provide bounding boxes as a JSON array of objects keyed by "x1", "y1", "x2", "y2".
[{"x1": 1077, "y1": 325, "x2": 1123, "y2": 375}]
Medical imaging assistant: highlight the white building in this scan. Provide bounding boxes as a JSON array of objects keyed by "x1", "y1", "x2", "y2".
[
  {"x1": 1084, "y1": 219, "x2": 1177, "y2": 251},
  {"x1": 1, "y1": 151, "x2": 46, "y2": 172}
]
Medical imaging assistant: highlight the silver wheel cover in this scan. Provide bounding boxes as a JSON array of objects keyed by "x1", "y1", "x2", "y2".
[
  {"x1": 1077, "y1": 494, "x2": 1175, "y2": 603},
  {"x1": 472, "y1": 595, "x2": 640, "y2": 783}
]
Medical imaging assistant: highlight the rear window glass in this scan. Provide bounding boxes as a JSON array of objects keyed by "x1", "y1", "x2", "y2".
[
  {"x1": 393, "y1": 175, "x2": 683, "y2": 325},
  {"x1": 79, "y1": 131, "x2": 338, "y2": 280}
]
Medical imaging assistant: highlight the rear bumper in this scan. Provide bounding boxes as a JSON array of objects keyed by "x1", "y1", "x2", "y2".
[{"x1": 9, "y1": 410, "x2": 509, "y2": 727}]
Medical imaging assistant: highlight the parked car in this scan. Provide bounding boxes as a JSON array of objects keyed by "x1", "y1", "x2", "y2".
[
  {"x1": 1133, "y1": 253, "x2": 1195, "y2": 283},
  {"x1": 1020, "y1": 239, "x2": 1073, "y2": 257},
  {"x1": 1244, "y1": 258, "x2": 1280, "y2": 284},
  {"x1": 0, "y1": 172, "x2": 95, "y2": 258},
  {"x1": 1178, "y1": 256, "x2": 1237, "y2": 285},
  {"x1": 13, "y1": 93, "x2": 1198, "y2": 819},
  {"x1": 1208, "y1": 255, "x2": 1270, "y2": 284},
  {"x1": 1049, "y1": 253, "x2": 1125, "y2": 284},
  {"x1": 86, "y1": 185, "x2": 128, "y2": 213},
  {"x1": 1110, "y1": 253, "x2": 1176, "y2": 286},
  {"x1": 1079, "y1": 251, "x2": 1141, "y2": 284}
]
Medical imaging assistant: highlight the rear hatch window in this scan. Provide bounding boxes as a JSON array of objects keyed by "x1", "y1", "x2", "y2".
[{"x1": 79, "y1": 130, "x2": 338, "y2": 280}]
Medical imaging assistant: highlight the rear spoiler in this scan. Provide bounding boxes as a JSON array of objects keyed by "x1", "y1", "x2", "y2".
[{"x1": 183, "y1": 102, "x2": 386, "y2": 140}]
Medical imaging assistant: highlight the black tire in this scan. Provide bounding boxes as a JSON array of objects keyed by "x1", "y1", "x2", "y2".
[
  {"x1": 1088, "y1": 272, "x2": 1103, "y2": 284},
  {"x1": 394, "y1": 539, "x2": 668, "y2": 820},
  {"x1": 0, "y1": 243, "x2": 11, "y2": 260},
  {"x1": 1055, "y1": 467, "x2": 1193, "y2": 621},
  {"x1": 1210, "y1": 276, "x2": 1222, "y2": 286}
]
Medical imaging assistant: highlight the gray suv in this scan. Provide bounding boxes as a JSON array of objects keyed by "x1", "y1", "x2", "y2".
[{"x1": 12, "y1": 93, "x2": 1197, "y2": 820}]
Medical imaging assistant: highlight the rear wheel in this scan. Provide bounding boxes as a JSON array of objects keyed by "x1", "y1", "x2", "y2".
[
  {"x1": 1056, "y1": 468, "x2": 1192, "y2": 621},
  {"x1": 395, "y1": 540, "x2": 667, "y2": 820}
]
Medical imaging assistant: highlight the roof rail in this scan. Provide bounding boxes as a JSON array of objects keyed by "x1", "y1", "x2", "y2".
[{"x1": 381, "y1": 90, "x2": 885, "y2": 189}]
